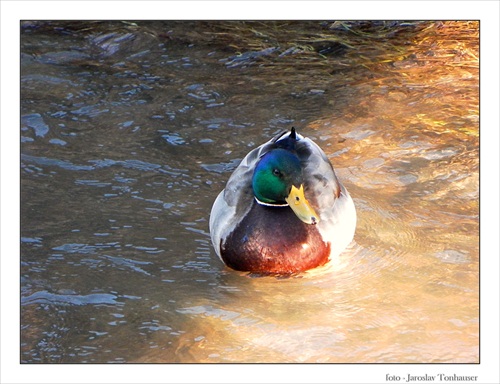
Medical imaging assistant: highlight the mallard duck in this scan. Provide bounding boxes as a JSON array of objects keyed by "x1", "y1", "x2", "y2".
[{"x1": 209, "y1": 128, "x2": 356, "y2": 274}]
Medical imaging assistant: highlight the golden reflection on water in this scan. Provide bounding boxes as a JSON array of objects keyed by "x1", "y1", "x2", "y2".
[{"x1": 137, "y1": 23, "x2": 478, "y2": 363}]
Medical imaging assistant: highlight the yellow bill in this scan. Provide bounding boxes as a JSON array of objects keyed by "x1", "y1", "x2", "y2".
[{"x1": 285, "y1": 184, "x2": 320, "y2": 225}]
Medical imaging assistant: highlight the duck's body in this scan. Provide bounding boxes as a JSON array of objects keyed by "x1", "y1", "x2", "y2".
[{"x1": 209, "y1": 128, "x2": 356, "y2": 274}]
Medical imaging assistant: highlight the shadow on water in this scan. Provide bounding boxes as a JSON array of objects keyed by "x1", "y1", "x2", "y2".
[{"x1": 20, "y1": 21, "x2": 478, "y2": 363}]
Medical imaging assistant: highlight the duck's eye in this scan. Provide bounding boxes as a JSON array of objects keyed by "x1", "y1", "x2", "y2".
[{"x1": 273, "y1": 169, "x2": 282, "y2": 177}]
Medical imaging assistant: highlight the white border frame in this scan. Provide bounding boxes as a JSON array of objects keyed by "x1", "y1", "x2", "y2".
[{"x1": 2, "y1": 1, "x2": 499, "y2": 383}]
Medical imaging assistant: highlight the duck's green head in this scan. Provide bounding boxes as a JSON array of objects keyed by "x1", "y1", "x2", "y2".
[{"x1": 252, "y1": 149, "x2": 319, "y2": 225}]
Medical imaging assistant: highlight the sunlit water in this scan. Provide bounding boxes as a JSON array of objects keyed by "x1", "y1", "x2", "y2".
[{"x1": 20, "y1": 21, "x2": 478, "y2": 363}]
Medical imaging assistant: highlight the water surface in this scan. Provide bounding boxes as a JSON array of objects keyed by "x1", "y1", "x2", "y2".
[{"x1": 20, "y1": 21, "x2": 479, "y2": 363}]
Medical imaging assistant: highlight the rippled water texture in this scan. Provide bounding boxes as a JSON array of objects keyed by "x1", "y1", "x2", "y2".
[{"x1": 20, "y1": 21, "x2": 479, "y2": 363}]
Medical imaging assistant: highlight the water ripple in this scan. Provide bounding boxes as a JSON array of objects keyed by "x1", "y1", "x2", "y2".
[
  {"x1": 21, "y1": 291, "x2": 121, "y2": 306},
  {"x1": 21, "y1": 154, "x2": 186, "y2": 176},
  {"x1": 21, "y1": 114, "x2": 50, "y2": 137}
]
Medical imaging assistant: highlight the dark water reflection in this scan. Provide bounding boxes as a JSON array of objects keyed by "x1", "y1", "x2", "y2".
[{"x1": 20, "y1": 21, "x2": 478, "y2": 363}]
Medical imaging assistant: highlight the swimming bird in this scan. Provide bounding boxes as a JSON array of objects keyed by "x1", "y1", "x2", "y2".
[{"x1": 209, "y1": 128, "x2": 356, "y2": 274}]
